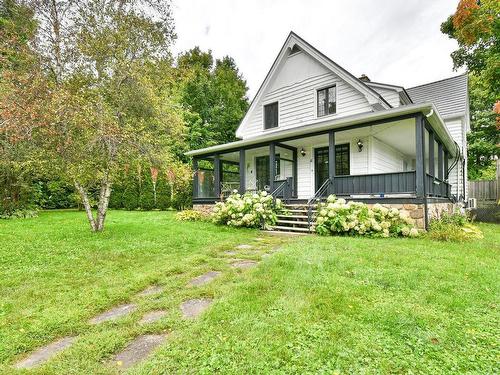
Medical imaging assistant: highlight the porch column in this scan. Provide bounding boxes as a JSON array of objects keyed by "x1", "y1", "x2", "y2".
[
  {"x1": 214, "y1": 154, "x2": 221, "y2": 198},
  {"x1": 192, "y1": 158, "x2": 199, "y2": 198},
  {"x1": 428, "y1": 131, "x2": 435, "y2": 177},
  {"x1": 269, "y1": 142, "x2": 276, "y2": 192},
  {"x1": 437, "y1": 142, "x2": 444, "y2": 180},
  {"x1": 292, "y1": 147, "x2": 298, "y2": 197},
  {"x1": 415, "y1": 115, "x2": 425, "y2": 197},
  {"x1": 239, "y1": 149, "x2": 245, "y2": 194},
  {"x1": 328, "y1": 130, "x2": 336, "y2": 195}
]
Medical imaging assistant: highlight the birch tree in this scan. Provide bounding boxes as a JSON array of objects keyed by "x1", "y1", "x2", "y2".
[{"x1": 1, "y1": 0, "x2": 184, "y2": 231}]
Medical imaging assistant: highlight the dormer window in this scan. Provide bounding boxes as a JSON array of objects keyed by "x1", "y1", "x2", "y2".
[
  {"x1": 317, "y1": 85, "x2": 336, "y2": 117},
  {"x1": 264, "y1": 102, "x2": 278, "y2": 129}
]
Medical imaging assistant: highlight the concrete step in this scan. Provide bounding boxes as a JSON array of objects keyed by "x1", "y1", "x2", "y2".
[
  {"x1": 276, "y1": 219, "x2": 310, "y2": 226},
  {"x1": 269, "y1": 225, "x2": 312, "y2": 233},
  {"x1": 277, "y1": 214, "x2": 308, "y2": 219}
]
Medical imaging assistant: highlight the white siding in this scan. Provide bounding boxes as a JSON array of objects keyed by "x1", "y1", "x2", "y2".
[
  {"x1": 370, "y1": 87, "x2": 401, "y2": 107},
  {"x1": 370, "y1": 136, "x2": 406, "y2": 173},
  {"x1": 444, "y1": 117, "x2": 467, "y2": 199},
  {"x1": 240, "y1": 52, "x2": 372, "y2": 139}
]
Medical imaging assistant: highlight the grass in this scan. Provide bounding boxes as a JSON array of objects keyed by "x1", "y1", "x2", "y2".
[{"x1": 0, "y1": 210, "x2": 499, "y2": 374}]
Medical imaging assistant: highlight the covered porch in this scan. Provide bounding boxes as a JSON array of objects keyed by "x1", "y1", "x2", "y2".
[{"x1": 190, "y1": 109, "x2": 456, "y2": 204}]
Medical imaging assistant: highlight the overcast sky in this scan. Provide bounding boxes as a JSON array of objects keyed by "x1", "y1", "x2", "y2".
[{"x1": 171, "y1": 0, "x2": 463, "y2": 99}]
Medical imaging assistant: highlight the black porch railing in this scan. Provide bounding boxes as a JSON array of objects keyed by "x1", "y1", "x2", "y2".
[
  {"x1": 271, "y1": 177, "x2": 293, "y2": 202},
  {"x1": 333, "y1": 171, "x2": 417, "y2": 196},
  {"x1": 425, "y1": 174, "x2": 451, "y2": 198}
]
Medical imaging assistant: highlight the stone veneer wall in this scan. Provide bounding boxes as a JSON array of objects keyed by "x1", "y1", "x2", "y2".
[
  {"x1": 366, "y1": 203, "x2": 425, "y2": 229},
  {"x1": 194, "y1": 201, "x2": 460, "y2": 230}
]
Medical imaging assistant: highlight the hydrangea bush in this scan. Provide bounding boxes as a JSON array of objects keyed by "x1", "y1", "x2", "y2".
[
  {"x1": 212, "y1": 191, "x2": 284, "y2": 228},
  {"x1": 315, "y1": 195, "x2": 418, "y2": 237}
]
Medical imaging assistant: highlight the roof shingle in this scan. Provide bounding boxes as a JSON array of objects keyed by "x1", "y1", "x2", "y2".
[{"x1": 406, "y1": 74, "x2": 468, "y2": 118}]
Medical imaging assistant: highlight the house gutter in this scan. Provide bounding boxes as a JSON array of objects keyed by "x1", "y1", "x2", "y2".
[{"x1": 186, "y1": 103, "x2": 457, "y2": 158}]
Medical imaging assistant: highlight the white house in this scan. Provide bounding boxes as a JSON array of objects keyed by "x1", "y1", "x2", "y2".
[{"x1": 186, "y1": 32, "x2": 469, "y2": 230}]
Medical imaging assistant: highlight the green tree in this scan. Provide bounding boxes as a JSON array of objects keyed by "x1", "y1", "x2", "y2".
[
  {"x1": 441, "y1": 0, "x2": 500, "y2": 179},
  {"x1": 0, "y1": 0, "x2": 41, "y2": 216},
  {"x1": 0, "y1": 0, "x2": 185, "y2": 231},
  {"x1": 178, "y1": 47, "x2": 249, "y2": 151}
]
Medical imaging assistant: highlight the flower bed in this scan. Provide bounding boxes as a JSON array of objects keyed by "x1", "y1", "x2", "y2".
[
  {"x1": 315, "y1": 195, "x2": 418, "y2": 237},
  {"x1": 212, "y1": 191, "x2": 284, "y2": 228}
]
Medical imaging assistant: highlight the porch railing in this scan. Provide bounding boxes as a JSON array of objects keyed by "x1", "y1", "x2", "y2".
[
  {"x1": 333, "y1": 171, "x2": 417, "y2": 196},
  {"x1": 425, "y1": 174, "x2": 451, "y2": 198},
  {"x1": 271, "y1": 177, "x2": 293, "y2": 202}
]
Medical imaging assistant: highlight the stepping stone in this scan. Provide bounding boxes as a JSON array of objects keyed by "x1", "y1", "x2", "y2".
[
  {"x1": 89, "y1": 303, "x2": 136, "y2": 324},
  {"x1": 236, "y1": 244, "x2": 253, "y2": 250},
  {"x1": 180, "y1": 298, "x2": 213, "y2": 319},
  {"x1": 188, "y1": 271, "x2": 221, "y2": 286},
  {"x1": 15, "y1": 336, "x2": 76, "y2": 369},
  {"x1": 139, "y1": 310, "x2": 167, "y2": 325},
  {"x1": 137, "y1": 285, "x2": 164, "y2": 297},
  {"x1": 112, "y1": 334, "x2": 167, "y2": 370},
  {"x1": 230, "y1": 260, "x2": 258, "y2": 269},
  {"x1": 223, "y1": 251, "x2": 237, "y2": 256},
  {"x1": 255, "y1": 237, "x2": 265, "y2": 241}
]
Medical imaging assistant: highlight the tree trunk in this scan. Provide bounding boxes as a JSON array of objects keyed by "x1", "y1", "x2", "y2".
[
  {"x1": 95, "y1": 179, "x2": 112, "y2": 232},
  {"x1": 74, "y1": 181, "x2": 97, "y2": 231}
]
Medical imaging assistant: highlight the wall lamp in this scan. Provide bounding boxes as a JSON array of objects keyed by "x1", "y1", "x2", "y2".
[
  {"x1": 300, "y1": 148, "x2": 306, "y2": 157},
  {"x1": 357, "y1": 139, "x2": 364, "y2": 152}
]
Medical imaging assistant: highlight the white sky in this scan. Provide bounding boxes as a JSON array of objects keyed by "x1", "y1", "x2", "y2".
[{"x1": 172, "y1": 0, "x2": 463, "y2": 100}]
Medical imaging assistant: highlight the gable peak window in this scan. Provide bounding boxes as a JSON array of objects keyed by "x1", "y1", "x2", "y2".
[
  {"x1": 264, "y1": 102, "x2": 278, "y2": 129},
  {"x1": 317, "y1": 85, "x2": 336, "y2": 117}
]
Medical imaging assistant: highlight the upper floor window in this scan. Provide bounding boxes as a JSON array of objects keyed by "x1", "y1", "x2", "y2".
[
  {"x1": 317, "y1": 85, "x2": 336, "y2": 117},
  {"x1": 264, "y1": 102, "x2": 278, "y2": 129}
]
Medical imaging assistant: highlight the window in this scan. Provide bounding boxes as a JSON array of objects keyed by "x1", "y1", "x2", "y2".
[
  {"x1": 335, "y1": 144, "x2": 350, "y2": 176},
  {"x1": 317, "y1": 85, "x2": 336, "y2": 117},
  {"x1": 264, "y1": 102, "x2": 278, "y2": 129}
]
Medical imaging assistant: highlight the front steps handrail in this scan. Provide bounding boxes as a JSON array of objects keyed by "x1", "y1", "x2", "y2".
[{"x1": 307, "y1": 178, "x2": 331, "y2": 232}]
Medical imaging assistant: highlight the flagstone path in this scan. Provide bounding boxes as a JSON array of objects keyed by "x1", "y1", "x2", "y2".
[
  {"x1": 89, "y1": 303, "x2": 137, "y2": 324},
  {"x1": 14, "y1": 336, "x2": 76, "y2": 369},
  {"x1": 12, "y1": 238, "x2": 288, "y2": 370},
  {"x1": 188, "y1": 271, "x2": 221, "y2": 286},
  {"x1": 180, "y1": 298, "x2": 213, "y2": 319},
  {"x1": 111, "y1": 334, "x2": 168, "y2": 371}
]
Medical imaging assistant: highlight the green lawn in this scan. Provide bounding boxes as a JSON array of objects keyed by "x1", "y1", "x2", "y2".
[{"x1": 0, "y1": 210, "x2": 498, "y2": 374}]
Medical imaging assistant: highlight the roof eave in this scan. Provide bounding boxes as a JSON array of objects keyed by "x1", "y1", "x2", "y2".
[{"x1": 186, "y1": 103, "x2": 458, "y2": 158}]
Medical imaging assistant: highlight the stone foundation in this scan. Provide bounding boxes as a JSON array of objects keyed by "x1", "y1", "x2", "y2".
[
  {"x1": 194, "y1": 201, "x2": 461, "y2": 230},
  {"x1": 193, "y1": 204, "x2": 215, "y2": 215},
  {"x1": 365, "y1": 201, "x2": 460, "y2": 229}
]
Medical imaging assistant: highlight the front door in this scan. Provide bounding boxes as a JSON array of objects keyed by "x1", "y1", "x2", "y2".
[
  {"x1": 256, "y1": 156, "x2": 270, "y2": 191},
  {"x1": 314, "y1": 147, "x2": 329, "y2": 192}
]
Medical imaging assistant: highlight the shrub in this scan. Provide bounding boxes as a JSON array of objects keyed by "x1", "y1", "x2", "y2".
[
  {"x1": 315, "y1": 195, "x2": 418, "y2": 237},
  {"x1": 0, "y1": 207, "x2": 38, "y2": 220},
  {"x1": 175, "y1": 209, "x2": 208, "y2": 222},
  {"x1": 212, "y1": 191, "x2": 284, "y2": 228},
  {"x1": 428, "y1": 211, "x2": 483, "y2": 242}
]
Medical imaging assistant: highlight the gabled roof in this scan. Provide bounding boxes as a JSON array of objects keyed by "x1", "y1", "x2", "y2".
[
  {"x1": 366, "y1": 81, "x2": 413, "y2": 105},
  {"x1": 407, "y1": 74, "x2": 468, "y2": 119},
  {"x1": 235, "y1": 31, "x2": 391, "y2": 138}
]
